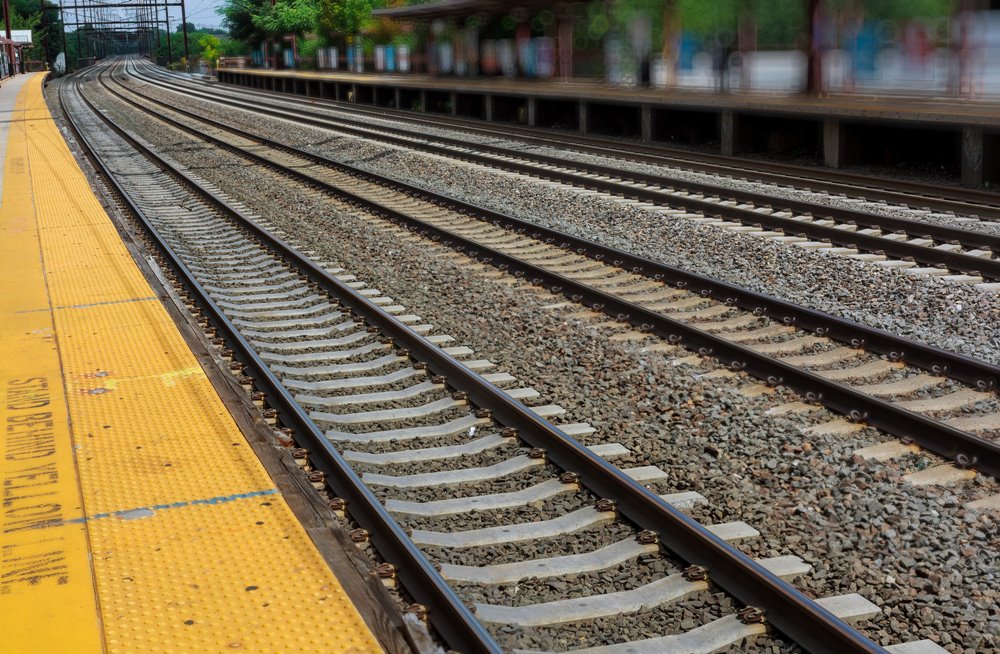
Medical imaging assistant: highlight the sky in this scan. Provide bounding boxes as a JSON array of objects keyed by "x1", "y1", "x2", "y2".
[
  {"x1": 60, "y1": 0, "x2": 227, "y2": 34},
  {"x1": 182, "y1": 0, "x2": 226, "y2": 29}
]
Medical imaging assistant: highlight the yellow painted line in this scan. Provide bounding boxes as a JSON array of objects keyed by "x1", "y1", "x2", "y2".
[
  {"x1": 0, "y1": 74, "x2": 104, "y2": 654},
  {"x1": 1, "y1": 75, "x2": 383, "y2": 653}
]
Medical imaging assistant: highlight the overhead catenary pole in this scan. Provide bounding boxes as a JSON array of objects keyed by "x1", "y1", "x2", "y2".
[
  {"x1": 39, "y1": 0, "x2": 47, "y2": 64},
  {"x1": 162, "y1": 0, "x2": 171, "y2": 65},
  {"x1": 2, "y1": 0, "x2": 16, "y2": 77},
  {"x1": 82, "y1": 0, "x2": 90, "y2": 60},
  {"x1": 179, "y1": 0, "x2": 187, "y2": 68},
  {"x1": 152, "y1": 1, "x2": 159, "y2": 63},
  {"x1": 75, "y1": 7, "x2": 81, "y2": 63},
  {"x1": 58, "y1": 0, "x2": 67, "y2": 65}
]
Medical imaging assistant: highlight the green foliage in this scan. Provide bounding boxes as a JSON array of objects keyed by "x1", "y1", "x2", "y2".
[
  {"x1": 752, "y1": 0, "x2": 806, "y2": 49},
  {"x1": 298, "y1": 36, "x2": 320, "y2": 67},
  {"x1": 10, "y1": 0, "x2": 62, "y2": 63},
  {"x1": 855, "y1": 0, "x2": 950, "y2": 21},
  {"x1": 212, "y1": 0, "x2": 958, "y2": 60},
  {"x1": 220, "y1": 0, "x2": 271, "y2": 44},
  {"x1": 677, "y1": 0, "x2": 738, "y2": 36},
  {"x1": 221, "y1": 38, "x2": 249, "y2": 56},
  {"x1": 252, "y1": 0, "x2": 319, "y2": 38},
  {"x1": 11, "y1": 10, "x2": 40, "y2": 31},
  {"x1": 199, "y1": 33, "x2": 221, "y2": 64},
  {"x1": 146, "y1": 28, "x2": 247, "y2": 67},
  {"x1": 317, "y1": 0, "x2": 377, "y2": 38}
]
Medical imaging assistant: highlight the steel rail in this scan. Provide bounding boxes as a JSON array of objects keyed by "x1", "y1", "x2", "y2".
[
  {"x1": 125, "y1": 63, "x2": 1000, "y2": 279},
  {"x1": 129, "y1": 63, "x2": 1000, "y2": 250},
  {"x1": 144, "y1": 60, "x2": 1000, "y2": 220},
  {"x1": 72, "y1": 62, "x2": 891, "y2": 654},
  {"x1": 60, "y1": 70, "x2": 505, "y2": 654},
  {"x1": 103, "y1": 68, "x2": 1000, "y2": 389},
  {"x1": 99, "y1": 64, "x2": 1000, "y2": 478}
]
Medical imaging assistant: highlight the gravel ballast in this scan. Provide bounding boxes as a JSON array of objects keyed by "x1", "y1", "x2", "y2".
[
  {"x1": 121, "y1": 71, "x2": 1000, "y2": 368},
  {"x1": 73, "y1": 75, "x2": 1000, "y2": 654}
]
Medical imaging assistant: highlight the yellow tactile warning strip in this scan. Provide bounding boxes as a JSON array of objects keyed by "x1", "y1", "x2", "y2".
[{"x1": 0, "y1": 75, "x2": 384, "y2": 653}]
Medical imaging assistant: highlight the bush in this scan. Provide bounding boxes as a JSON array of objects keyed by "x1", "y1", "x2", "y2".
[{"x1": 299, "y1": 37, "x2": 320, "y2": 69}]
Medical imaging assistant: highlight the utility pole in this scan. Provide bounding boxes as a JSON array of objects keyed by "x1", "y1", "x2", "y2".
[
  {"x1": 152, "y1": 2, "x2": 159, "y2": 64},
  {"x1": 39, "y1": 0, "x2": 47, "y2": 64},
  {"x1": 2, "y1": 0, "x2": 15, "y2": 77},
  {"x1": 58, "y1": 0, "x2": 67, "y2": 64},
  {"x1": 75, "y1": 8, "x2": 81, "y2": 64},
  {"x1": 163, "y1": 0, "x2": 171, "y2": 65},
  {"x1": 179, "y1": 0, "x2": 188, "y2": 68}
]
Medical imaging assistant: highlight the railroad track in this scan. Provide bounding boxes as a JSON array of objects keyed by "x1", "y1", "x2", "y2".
[
  {"x1": 89, "y1": 61, "x2": 1000, "y2": 491},
  {"x1": 56, "y1": 62, "x2": 949, "y2": 654},
  {"x1": 123, "y1": 58, "x2": 1000, "y2": 285},
  {"x1": 152, "y1": 60, "x2": 1000, "y2": 220}
]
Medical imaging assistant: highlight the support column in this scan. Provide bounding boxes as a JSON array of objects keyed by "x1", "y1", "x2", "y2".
[
  {"x1": 641, "y1": 105, "x2": 653, "y2": 142},
  {"x1": 351, "y1": 82, "x2": 358, "y2": 102},
  {"x1": 163, "y1": 0, "x2": 172, "y2": 66},
  {"x1": 450, "y1": 92, "x2": 458, "y2": 116},
  {"x1": 720, "y1": 110, "x2": 736, "y2": 156},
  {"x1": 527, "y1": 96, "x2": 537, "y2": 127},
  {"x1": 394, "y1": 88, "x2": 401, "y2": 109},
  {"x1": 961, "y1": 126, "x2": 984, "y2": 187},
  {"x1": 484, "y1": 94, "x2": 495, "y2": 122},
  {"x1": 419, "y1": 89, "x2": 427, "y2": 112},
  {"x1": 578, "y1": 101, "x2": 588, "y2": 134},
  {"x1": 180, "y1": 0, "x2": 190, "y2": 69},
  {"x1": 823, "y1": 118, "x2": 844, "y2": 168}
]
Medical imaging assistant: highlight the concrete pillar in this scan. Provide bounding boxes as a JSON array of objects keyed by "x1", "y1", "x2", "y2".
[
  {"x1": 527, "y1": 97, "x2": 538, "y2": 127},
  {"x1": 720, "y1": 110, "x2": 736, "y2": 156},
  {"x1": 351, "y1": 83, "x2": 358, "y2": 102},
  {"x1": 578, "y1": 101, "x2": 588, "y2": 134},
  {"x1": 962, "y1": 126, "x2": 984, "y2": 187},
  {"x1": 823, "y1": 118, "x2": 844, "y2": 168},
  {"x1": 484, "y1": 95, "x2": 495, "y2": 122},
  {"x1": 394, "y1": 88, "x2": 401, "y2": 109},
  {"x1": 641, "y1": 105, "x2": 653, "y2": 142},
  {"x1": 450, "y1": 92, "x2": 458, "y2": 116},
  {"x1": 419, "y1": 90, "x2": 427, "y2": 112}
]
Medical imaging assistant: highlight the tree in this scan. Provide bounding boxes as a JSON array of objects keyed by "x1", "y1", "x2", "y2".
[
  {"x1": 10, "y1": 0, "x2": 63, "y2": 64},
  {"x1": 252, "y1": 0, "x2": 320, "y2": 38},
  {"x1": 219, "y1": 0, "x2": 271, "y2": 44},
  {"x1": 199, "y1": 33, "x2": 221, "y2": 64},
  {"x1": 317, "y1": 0, "x2": 375, "y2": 39}
]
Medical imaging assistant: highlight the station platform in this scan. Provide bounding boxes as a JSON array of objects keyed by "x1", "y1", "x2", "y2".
[
  {"x1": 0, "y1": 74, "x2": 386, "y2": 653},
  {"x1": 219, "y1": 67, "x2": 1000, "y2": 124},
  {"x1": 217, "y1": 67, "x2": 998, "y2": 186}
]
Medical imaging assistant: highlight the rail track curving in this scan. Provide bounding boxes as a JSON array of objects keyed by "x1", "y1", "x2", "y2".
[
  {"x1": 129, "y1": 59, "x2": 1000, "y2": 283},
  {"x1": 60, "y1": 60, "x2": 988, "y2": 653},
  {"x1": 91, "y1": 60, "x2": 1000, "y2": 483},
  {"x1": 165, "y1": 62, "x2": 1000, "y2": 220}
]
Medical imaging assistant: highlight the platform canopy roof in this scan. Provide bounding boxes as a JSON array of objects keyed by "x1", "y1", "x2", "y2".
[{"x1": 373, "y1": 0, "x2": 561, "y2": 20}]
